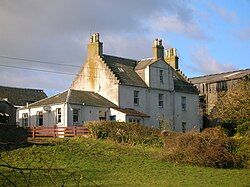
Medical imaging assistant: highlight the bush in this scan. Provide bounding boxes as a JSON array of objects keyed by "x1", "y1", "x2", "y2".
[
  {"x1": 85, "y1": 121, "x2": 163, "y2": 147},
  {"x1": 162, "y1": 128, "x2": 242, "y2": 168},
  {"x1": 237, "y1": 121, "x2": 250, "y2": 136}
]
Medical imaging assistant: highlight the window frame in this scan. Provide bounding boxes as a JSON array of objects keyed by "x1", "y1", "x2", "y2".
[
  {"x1": 128, "y1": 118, "x2": 140, "y2": 124},
  {"x1": 73, "y1": 109, "x2": 79, "y2": 123},
  {"x1": 181, "y1": 96, "x2": 186, "y2": 111},
  {"x1": 56, "y1": 108, "x2": 62, "y2": 123},
  {"x1": 36, "y1": 111, "x2": 43, "y2": 126},
  {"x1": 22, "y1": 113, "x2": 28, "y2": 127},
  {"x1": 159, "y1": 69, "x2": 164, "y2": 83},
  {"x1": 182, "y1": 122, "x2": 186, "y2": 133},
  {"x1": 158, "y1": 93, "x2": 164, "y2": 108},
  {"x1": 134, "y1": 90, "x2": 139, "y2": 106}
]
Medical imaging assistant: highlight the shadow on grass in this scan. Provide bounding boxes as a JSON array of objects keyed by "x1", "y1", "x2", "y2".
[{"x1": 0, "y1": 138, "x2": 56, "y2": 152}]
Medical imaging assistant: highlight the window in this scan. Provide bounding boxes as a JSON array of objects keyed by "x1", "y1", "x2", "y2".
[
  {"x1": 110, "y1": 115, "x2": 116, "y2": 121},
  {"x1": 36, "y1": 111, "x2": 43, "y2": 126},
  {"x1": 56, "y1": 108, "x2": 61, "y2": 123},
  {"x1": 99, "y1": 111, "x2": 106, "y2": 121},
  {"x1": 158, "y1": 93, "x2": 164, "y2": 108},
  {"x1": 128, "y1": 118, "x2": 140, "y2": 123},
  {"x1": 182, "y1": 122, "x2": 186, "y2": 133},
  {"x1": 73, "y1": 109, "x2": 79, "y2": 123},
  {"x1": 159, "y1": 69, "x2": 163, "y2": 83},
  {"x1": 118, "y1": 67, "x2": 124, "y2": 72},
  {"x1": 181, "y1": 96, "x2": 186, "y2": 111},
  {"x1": 134, "y1": 90, "x2": 139, "y2": 105},
  {"x1": 22, "y1": 113, "x2": 28, "y2": 127}
]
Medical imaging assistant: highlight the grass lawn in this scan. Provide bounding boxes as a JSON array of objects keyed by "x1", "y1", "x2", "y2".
[{"x1": 0, "y1": 137, "x2": 249, "y2": 186}]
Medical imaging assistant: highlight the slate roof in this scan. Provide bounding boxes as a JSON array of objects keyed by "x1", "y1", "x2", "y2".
[
  {"x1": 102, "y1": 54, "x2": 148, "y2": 87},
  {"x1": 112, "y1": 107, "x2": 150, "y2": 117},
  {"x1": 28, "y1": 89, "x2": 117, "y2": 108},
  {"x1": 190, "y1": 69, "x2": 250, "y2": 84},
  {"x1": 135, "y1": 58, "x2": 155, "y2": 70},
  {"x1": 174, "y1": 79, "x2": 199, "y2": 94},
  {"x1": 0, "y1": 86, "x2": 47, "y2": 106}
]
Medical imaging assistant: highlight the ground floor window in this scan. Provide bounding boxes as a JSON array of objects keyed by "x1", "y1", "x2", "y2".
[
  {"x1": 22, "y1": 113, "x2": 28, "y2": 126},
  {"x1": 36, "y1": 111, "x2": 43, "y2": 126},
  {"x1": 110, "y1": 115, "x2": 116, "y2": 121},
  {"x1": 182, "y1": 122, "x2": 186, "y2": 133},
  {"x1": 99, "y1": 111, "x2": 106, "y2": 121},
  {"x1": 128, "y1": 118, "x2": 140, "y2": 123},
  {"x1": 56, "y1": 108, "x2": 62, "y2": 123},
  {"x1": 73, "y1": 109, "x2": 79, "y2": 123}
]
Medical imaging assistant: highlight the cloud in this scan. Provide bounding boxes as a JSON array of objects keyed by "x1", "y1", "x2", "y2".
[
  {"x1": 237, "y1": 27, "x2": 250, "y2": 41},
  {"x1": 151, "y1": 14, "x2": 209, "y2": 40},
  {"x1": 187, "y1": 47, "x2": 236, "y2": 74},
  {"x1": 0, "y1": 0, "x2": 209, "y2": 95},
  {"x1": 208, "y1": 3, "x2": 237, "y2": 22}
]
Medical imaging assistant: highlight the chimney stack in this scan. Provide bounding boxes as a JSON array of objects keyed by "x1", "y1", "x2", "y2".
[
  {"x1": 87, "y1": 33, "x2": 103, "y2": 59},
  {"x1": 152, "y1": 38, "x2": 164, "y2": 60},
  {"x1": 165, "y1": 48, "x2": 179, "y2": 70}
]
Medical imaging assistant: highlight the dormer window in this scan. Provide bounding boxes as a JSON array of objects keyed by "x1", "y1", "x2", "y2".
[
  {"x1": 159, "y1": 69, "x2": 163, "y2": 83},
  {"x1": 118, "y1": 67, "x2": 124, "y2": 72}
]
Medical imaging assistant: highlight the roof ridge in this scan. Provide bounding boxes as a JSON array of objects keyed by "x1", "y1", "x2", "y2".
[
  {"x1": 190, "y1": 68, "x2": 250, "y2": 79},
  {"x1": 103, "y1": 54, "x2": 137, "y2": 61},
  {"x1": 28, "y1": 90, "x2": 67, "y2": 107},
  {"x1": 0, "y1": 85, "x2": 44, "y2": 92}
]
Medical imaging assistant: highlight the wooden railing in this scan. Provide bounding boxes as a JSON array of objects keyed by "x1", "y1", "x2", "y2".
[{"x1": 27, "y1": 126, "x2": 90, "y2": 138}]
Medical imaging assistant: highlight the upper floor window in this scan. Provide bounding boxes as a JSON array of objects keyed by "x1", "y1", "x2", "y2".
[
  {"x1": 158, "y1": 93, "x2": 164, "y2": 108},
  {"x1": 22, "y1": 113, "x2": 28, "y2": 127},
  {"x1": 159, "y1": 69, "x2": 164, "y2": 83},
  {"x1": 73, "y1": 109, "x2": 79, "y2": 123},
  {"x1": 216, "y1": 81, "x2": 227, "y2": 92},
  {"x1": 56, "y1": 108, "x2": 62, "y2": 123},
  {"x1": 134, "y1": 90, "x2": 139, "y2": 105},
  {"x1": 36, "y1": 111, "x2": 43, "y2": 126},
  {"x1": 181, "y1": 96, "x2": 186, "y2": 111}
]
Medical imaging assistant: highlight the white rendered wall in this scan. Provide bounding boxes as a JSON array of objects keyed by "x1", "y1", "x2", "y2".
[{"x1": 173, "y1": 92, "x2": 202, "y2": 132}]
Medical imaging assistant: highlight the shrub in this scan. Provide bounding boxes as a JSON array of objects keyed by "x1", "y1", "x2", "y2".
[
  {"x1": 163, "y1": 128, "x2": 242, "y2": 168},
  {"x1": 237, "y1": 121, "x2": 250, "y2": 136},
  {"x1": 85, "y1": 121, "x2": 163, "y2": 147}
]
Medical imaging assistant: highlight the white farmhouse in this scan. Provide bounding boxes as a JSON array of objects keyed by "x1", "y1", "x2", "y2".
[{"x1": 18, "y1": 33, "x2": 202, "y2": 132}]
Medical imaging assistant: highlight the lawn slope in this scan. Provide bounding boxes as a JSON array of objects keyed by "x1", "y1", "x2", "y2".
[{"x1": 0, "y1": 138, "x2": 249, "y2": 186}]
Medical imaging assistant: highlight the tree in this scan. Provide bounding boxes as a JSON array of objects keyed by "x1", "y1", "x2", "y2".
[{"x1": 212, "y1": 80, "x2": 250, "y2": 135}]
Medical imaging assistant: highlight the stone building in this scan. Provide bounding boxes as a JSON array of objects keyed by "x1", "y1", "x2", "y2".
[
  {"x1": 190, "y1": 69, "x2": 250, "y2": 127},
  {"x1": 18, "y1": 33, "x2": 202, "y2": 131}
]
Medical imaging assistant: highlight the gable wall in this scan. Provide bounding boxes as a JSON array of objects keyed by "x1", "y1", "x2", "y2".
[
  {"x1": 71, "y1": 57, "x2": 120, "y2": 105},
  {"x1": 148, "y1": 60, "x2": 174, "y2": 90}
]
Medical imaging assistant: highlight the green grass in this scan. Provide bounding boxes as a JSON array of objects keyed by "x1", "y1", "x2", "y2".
[{"x1": 0, "y1": 138, "x2": 249, "y2": 186}]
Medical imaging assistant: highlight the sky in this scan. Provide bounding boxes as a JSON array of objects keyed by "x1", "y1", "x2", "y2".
[{"x1": 0, "y1": 0, "x2": 249, "y2": 96}]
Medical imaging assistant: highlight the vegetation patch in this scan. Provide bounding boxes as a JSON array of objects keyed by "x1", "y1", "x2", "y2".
[
  {"x1": 163, "y1": 128, "x2": 243, "y2": 168},
  {"x1": 86, "y1": 121, "x2": 163, "y2": 147}
]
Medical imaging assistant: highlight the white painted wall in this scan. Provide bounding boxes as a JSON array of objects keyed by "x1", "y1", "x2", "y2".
[
  {"x1": 17, "y1": 104, "x2": 66, "y2": 127},
  {"x1": 173, "y1": 92, "x2": 202, "y2": 132},
  {"x1": 18, "y1": 103, "x2": 111, "y2": 127},
  {"x1": 71, "y1": 57, "x2": 120, "y2": 105},
  {"x1": 148, "y1": 60, "x2": 174, "y2": 91},
  {"x1": 110, "y1": 108, "x2": 126, "y2": 122}
]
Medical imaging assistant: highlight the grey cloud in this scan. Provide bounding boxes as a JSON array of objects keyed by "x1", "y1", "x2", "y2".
[
  {"x1": 0, "y1": 0, "x2": 208, "y2": 95},
  {"x1": 187, "y1": 47, "x2": 235, "y2": 75}
]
